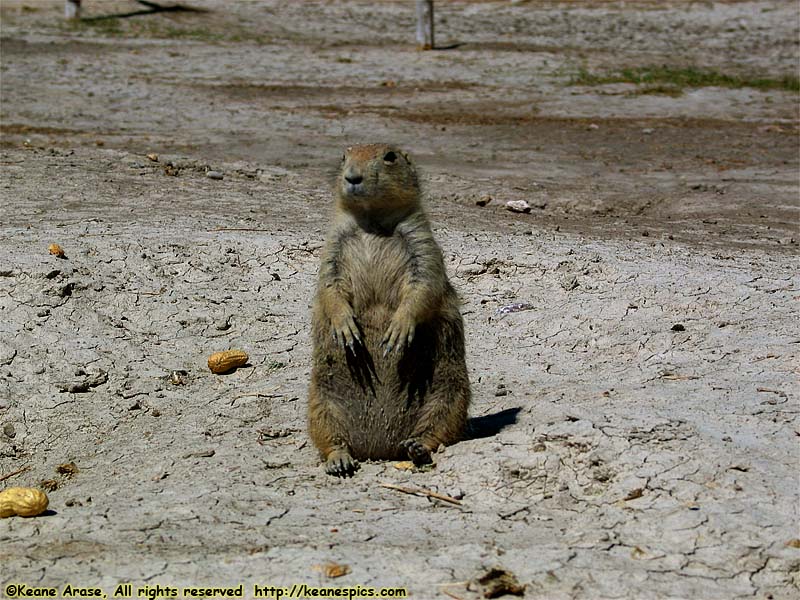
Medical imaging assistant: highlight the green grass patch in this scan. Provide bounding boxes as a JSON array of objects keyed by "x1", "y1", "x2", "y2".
[
  {"x1": 67, "y1": 17, "x2": 123, "y2": 35},
  {"x1": 571, "y1": 65, "x2": 799, "y2": 93}
]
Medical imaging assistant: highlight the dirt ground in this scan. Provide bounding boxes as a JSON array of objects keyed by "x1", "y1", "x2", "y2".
[{"x1": 0, "y1": 1, "x2": 798, "y2": 598}]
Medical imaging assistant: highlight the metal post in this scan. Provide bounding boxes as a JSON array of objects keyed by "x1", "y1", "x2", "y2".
[
  {"x1": 416, "y1": 0, "x2": 434, "y2": 50},
  {"x1": 65, "y1": 0, "x2": 81, "y2": 20}
]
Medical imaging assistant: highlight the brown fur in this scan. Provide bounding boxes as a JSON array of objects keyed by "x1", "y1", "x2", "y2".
[{"x1": 307, "y1": 144, "x2": 470, "y2": 476}]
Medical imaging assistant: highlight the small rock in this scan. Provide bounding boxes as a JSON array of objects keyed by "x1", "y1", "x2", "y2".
[
  {"x1": 642, "y1": 128, "x2": 654, "y2": 135},
  {"x1": 494, "y1": 302, "x2": 535, "y2": 316},
  {"x1": 215, "y1": 317, "x2": 231, "y2": 331},
  {"x1": 671, "y1": 323, "x2": 686, "y2": 332},
  {"x1": 505, "y1": 200, "x2": 531, "y2": 214},
  {"x1": 3, "y1": 423, "x2": 15, "y2": 438},
  {"x1": 146, "y1": 153, "x2": 159, "y2": 162},
  {"x1": 206, "y1": 170, "x2": 224, "y2": 180},
  {"x1": 476, "y1": 195, "x2": 492, "y2": 207},
  {"x1": 58, "y1": 371, "x2": 108, "y2": 394},
  {"x1": 587, "y1": 123, "x2": 600, "y2": 131}
]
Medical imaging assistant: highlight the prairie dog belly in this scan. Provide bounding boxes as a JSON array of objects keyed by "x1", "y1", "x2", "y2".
[{"x1": 315, "y1": 303, "x2": 427, "y2": 460}]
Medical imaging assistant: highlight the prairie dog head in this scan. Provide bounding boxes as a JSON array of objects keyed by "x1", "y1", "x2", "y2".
[{"x1": 336, "y1": 144, "x2": 421, "y2": 220}]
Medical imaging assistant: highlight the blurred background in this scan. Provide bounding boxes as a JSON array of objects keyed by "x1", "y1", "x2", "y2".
[{"x1": 1, "y1": 0, "x2": 798, "y2": 243}]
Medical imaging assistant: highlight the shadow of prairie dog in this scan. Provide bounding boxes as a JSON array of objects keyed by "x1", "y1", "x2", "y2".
[{"x1": 307, "y1": 144, "x2": 471, "y2": 477}]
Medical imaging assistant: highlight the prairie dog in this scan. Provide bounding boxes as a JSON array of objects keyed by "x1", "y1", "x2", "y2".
[{"x1": 307, "y1": 144, "x2": 470, "y2": 476}]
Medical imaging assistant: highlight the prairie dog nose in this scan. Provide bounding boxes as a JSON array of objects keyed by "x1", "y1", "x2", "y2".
[{"x1": 345, "y1": 173, "x2": 363, "y2": 185}]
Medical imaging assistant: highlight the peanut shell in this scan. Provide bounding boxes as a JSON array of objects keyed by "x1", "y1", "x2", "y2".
[
  {"x1": 208, "y1": 350, "x2": 248, "y2": 374},
  {"x1": 0, "y1": 487, "x2": 49, "y2": 518}
]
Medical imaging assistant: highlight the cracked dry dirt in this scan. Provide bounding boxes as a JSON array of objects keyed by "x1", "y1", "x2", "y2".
[{"x1": 0, "y1": 1, "x2": 798, "y2": 599}]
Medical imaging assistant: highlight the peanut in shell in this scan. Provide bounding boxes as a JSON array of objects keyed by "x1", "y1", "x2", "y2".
[
  {"x1": 207, "y1": 350, "x2": 248, "y2": 374},
  {"x1": 0, "y1": 487, "x2": 49, "y2": 518}
]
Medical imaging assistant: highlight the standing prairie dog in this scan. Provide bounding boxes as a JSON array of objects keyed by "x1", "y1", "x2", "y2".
[{"x1": 308, "y1": 144, "x2": 470, "y2": 476}]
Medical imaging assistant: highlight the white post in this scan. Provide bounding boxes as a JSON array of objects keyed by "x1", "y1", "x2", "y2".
[
  {"x1": 415, "y1": 0, "x2": 434, "y2": 50},
  {"x1": 65, "y1": 0, "x2": 81, "y2": 20}
]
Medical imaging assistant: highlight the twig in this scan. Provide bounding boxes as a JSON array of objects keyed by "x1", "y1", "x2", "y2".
[
  {"x1": 0, "y1": 465, "x2": 30, "y2": 483},
  {"x1": 379, "y1": 482, "x2": 462, "y2": 505},
  {"x1": 757, "y1": 387, "x2": 787, "y2": 397},
  {"x1": 441, "y1": 590, "x2": 463, "y2": 600}
]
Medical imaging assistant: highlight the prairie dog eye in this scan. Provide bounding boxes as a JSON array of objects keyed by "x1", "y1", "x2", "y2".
[{"x1": 383, "y1": 151, "x2": 398, "y2": 164}]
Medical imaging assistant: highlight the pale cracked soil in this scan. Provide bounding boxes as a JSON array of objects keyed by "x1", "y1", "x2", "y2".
[{"x1": 0, "y1": 1, "x2": 798, "y2": 599}]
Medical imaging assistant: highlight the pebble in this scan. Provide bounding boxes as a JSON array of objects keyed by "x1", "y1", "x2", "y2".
[
  {"x1": 495, "y1": 302, "x2": 535, "y2": 315},
  {"x1": 206, "y1": 170, "x2": 224, "y2": 180},
  {"x1": 505, "y1": 200, "x2": 532, "y2": 214}
]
